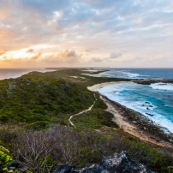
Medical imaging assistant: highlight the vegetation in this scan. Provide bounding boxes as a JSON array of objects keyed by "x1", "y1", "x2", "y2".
[
  {"x1": 73, "y1": 109, "x2": 118, "y2": 129},
  {"x1": 0, "y1": 72, "x2": 94, "y2": 126},
  {"x1": 0, "y1": 68, "x2": 172, "y2": 173},
  {"x1": 0, "y1": 127, "x2": 172, "y2": 173},
  {"x1": 0, "y1": 145, "x2": 12, "y2": 172}
]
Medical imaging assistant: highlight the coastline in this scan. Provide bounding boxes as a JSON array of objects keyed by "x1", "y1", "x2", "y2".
[
  {"x1": 87, "y1": 81, "x2": 132, "y2": 92},
  {"x1": 88, "y1": 82, "x2": 173, "y2": 149}
]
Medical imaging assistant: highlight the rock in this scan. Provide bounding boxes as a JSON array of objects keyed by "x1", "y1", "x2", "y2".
[
  {"x1": 8, "y1": 161, "x2": 28, "y2": 172},
  {"x1": 53, "y1": 151, "x2": 154, "y2": 173},
  {"x1": 146, "y1": 113, "x2": 154, "y2": 117},
  {"x1": 148, "y1": 105, "x2": 153, "y2": 108},
  {"x1": 133, "y1": 78, "x2": 173, "y2": 85},
  {"x1": 53, "y1": 165, "x2": 76, "y2": 173}
]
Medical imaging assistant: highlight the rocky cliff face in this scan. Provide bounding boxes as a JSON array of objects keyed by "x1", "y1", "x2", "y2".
[{"x1": 53, "y1": 151, "x2": 154, "y2": 173}]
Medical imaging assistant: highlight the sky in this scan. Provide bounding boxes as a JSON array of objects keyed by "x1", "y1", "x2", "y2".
[{"x1": 0, "y1": 0, "x2": 173, "y2": 68}]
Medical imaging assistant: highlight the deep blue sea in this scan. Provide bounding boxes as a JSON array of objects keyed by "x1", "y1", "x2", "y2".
[
  {"x1": 94, "y1": 68, "x2": 173, "y2": 134},
  {"x1": 93, "y1": 68, "x2": 173, "y2": 79}
]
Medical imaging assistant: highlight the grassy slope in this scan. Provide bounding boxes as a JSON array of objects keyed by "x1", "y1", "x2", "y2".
[
  {"x1": 0, "y1": 69, "x2": 119, "y2": 129},
  {"x1": 73, "y1": 93, "x2": 119, "y2": 129},
  {"x1": 0, "y1": 68, "x2": 172, "y2": 173},
  {"x1": 0, "y1": 71, "x2": 94, "y2": 127}
]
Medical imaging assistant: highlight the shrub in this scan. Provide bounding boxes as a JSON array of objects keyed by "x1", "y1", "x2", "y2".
[
  {"x1": 26, "y1": 121, "x2": 50, "y2": 130},
  {"x1": 0, "y1": 145, "x2": 12, "y2": 172},
  {"x1": 11, "y1": 127, "x2": 173, "y2": 173}
]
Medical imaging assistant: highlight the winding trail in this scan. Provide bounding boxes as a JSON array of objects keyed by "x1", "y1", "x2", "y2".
[{"x1": 68, "y1": 94, "x2": 97, "y2": 127}]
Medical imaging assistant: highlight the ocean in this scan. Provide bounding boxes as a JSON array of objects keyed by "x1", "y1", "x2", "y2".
[
  {"x1": 0, "y1": 68, "x2": 55, "y2": 80},
  {"x1": 93, "y1": 68, "x2": 173, "y2": 79},
  {"x1": 95, "y1": 68, "x2": 173, "y2": 134}
]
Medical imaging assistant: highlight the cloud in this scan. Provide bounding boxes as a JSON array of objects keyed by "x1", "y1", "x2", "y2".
[
  {"x1": 91, "y1": 52, "x2": 122, "y2": 63},
  {"x1": 26, "y1": 49, "x2": 34, "y2": 53},
  {"x1": 109, "y1": 53, "x2": 122, "y2": 59},
  {"x1": 30, "y1": 52, "x2": 42, "y2": 60},
  {"x1": 0, "y1": 0, "x2": 173, "y2": 67},
  {"x1": 41, "y1": 50, "x2": 81, "y2": 65},
  {"x1": 92, "y1": 58, "x2": 102, "y2": 62},
  {"x1": 0, "y1": 50, "x2": 6, "y2": 56}
]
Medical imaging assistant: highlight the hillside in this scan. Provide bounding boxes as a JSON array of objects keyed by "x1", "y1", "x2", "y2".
[{"x1": 0, "y1": 69, "x2": 173, "y2": 173}]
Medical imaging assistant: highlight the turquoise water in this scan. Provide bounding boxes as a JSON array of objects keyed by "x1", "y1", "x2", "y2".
[
  {"x1": 97, "y1": 69, "x2": 173, "y2": 134},
  {"x1": 93, "y1": 68, "x2": 173, "y2": 79}
]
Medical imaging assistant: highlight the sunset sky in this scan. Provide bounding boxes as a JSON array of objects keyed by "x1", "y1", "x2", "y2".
[{"x1": 0, "y1": 0, "x2": 173, "y2": 68}]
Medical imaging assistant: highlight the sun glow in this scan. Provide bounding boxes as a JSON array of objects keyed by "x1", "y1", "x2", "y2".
[{"x1": 0, "y1": 44, "x2": 55, "y2": 61}]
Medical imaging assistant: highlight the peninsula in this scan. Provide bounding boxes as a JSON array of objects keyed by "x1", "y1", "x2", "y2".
[{"x1": 0, "y1": 68, "x2": 173, "y2": 173}]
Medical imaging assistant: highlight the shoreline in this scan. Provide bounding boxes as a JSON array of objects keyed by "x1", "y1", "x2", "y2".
[
  {"x1": 87, "y1": 81, "x2": 132, "y2": 92},
  {"x1": 88, "y1": 82, "x2": 173, "y2": 149}
]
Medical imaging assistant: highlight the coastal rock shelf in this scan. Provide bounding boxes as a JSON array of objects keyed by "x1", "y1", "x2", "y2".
[
  {"x1": 133, "y1": 78, "x2": 173, "y2": 85},
  {"x1": 53, "y1": 151, "x2": 154, "y2": 173}
]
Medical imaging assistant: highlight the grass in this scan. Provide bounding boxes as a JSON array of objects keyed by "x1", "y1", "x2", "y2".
[{"x1": 73, "y1": 108, "x2": 118, "y2": 129}]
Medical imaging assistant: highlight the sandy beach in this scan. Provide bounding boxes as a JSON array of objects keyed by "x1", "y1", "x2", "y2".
[
  {"x1": 88, "y1": 82, "x2": 173, "y2": 149},
  {"x1": 82, "y1": 69, "x2": 104, "y2": 73},
  {"x1": 87, "y1": 81, "x2": 131, "y2": 92}
]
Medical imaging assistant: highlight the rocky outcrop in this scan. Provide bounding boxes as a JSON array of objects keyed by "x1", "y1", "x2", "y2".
[
  {"x1": 53, "y1": 151, "x2": 154, "y2": 173},
  {"x1": 8, "y1": 161, "x2": 28, "y2": 172},
  {"x1": 133, "y1": 78, "x2": 173, "y2": 85}
]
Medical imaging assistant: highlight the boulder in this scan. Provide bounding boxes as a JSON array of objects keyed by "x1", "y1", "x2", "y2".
[
  {"x1": 53, "y1": 151, "x2": 154, "y2": 173},
  {"x1": 8, "y1": 161, "x2": 28, "y2": 172}
]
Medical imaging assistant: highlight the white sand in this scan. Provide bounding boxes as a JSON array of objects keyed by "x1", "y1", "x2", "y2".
[
  {"x1": 70, "y1": 76, "x2": 86, "y2": 79},
  {"x1": 88, "y1": 82, "x2": 173, "y2": 148},
  {"x1": 88, "y1": 81, "x2": 133, "y2": 130},
  {"x1": 87, "y1": 81, "x2": 131, "y2": 92},
  {"x1": 100, "y1": 96, "x2": 135, "y2": 130},
  {"x1": 82, "y1": 69, "x2": 103, "y2": 73}
]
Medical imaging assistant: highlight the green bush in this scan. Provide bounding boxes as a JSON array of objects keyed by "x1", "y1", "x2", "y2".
[
  {"x1": 0, "y1": 145, "x2": 12, "y2": 172},
  {"x1": 0, "y1": 77, "x2": 94, "y2": 125},
  {"x1": 0, "y1": 145, "x2": 33, "y2": 173},
  {"x1": 73, "y1": 108, "x2": 118, "y2": 129},
  {"x1": 26, "y1": 121, "x2": 50, "y2": 130}
]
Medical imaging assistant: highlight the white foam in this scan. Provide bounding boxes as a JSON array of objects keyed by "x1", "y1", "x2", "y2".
[
  {"x1": 83, "y1": 70, "x2": 146, "y2": 79},
  {"x1": 99, "y1": 83, "x2": 173, "y2": 134},
  {"x1": 150, "y1": 83, "x2": 173, "y2": 91},
  {"x1": 130, "y1": 101, "x2": 157, "y2": 111},
  {"x1": 122, "y1": 71, "x2": 141, "y2": 79}
]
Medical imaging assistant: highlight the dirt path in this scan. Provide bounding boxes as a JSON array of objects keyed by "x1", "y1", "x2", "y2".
[{"x1": 68, "y1": 94, "x2": 97, "y2": 127}]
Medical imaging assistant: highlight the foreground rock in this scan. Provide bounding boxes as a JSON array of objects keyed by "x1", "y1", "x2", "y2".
[
  {"x1": 8, "y1": 161, "x2": 28, "y2": 172},
  {"x1": 53, "y1": 151, "x2": 154, "y2": 173}
]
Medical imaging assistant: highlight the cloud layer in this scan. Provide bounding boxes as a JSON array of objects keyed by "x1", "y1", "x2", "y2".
[{"x1": 0, "y1": 0, "x2": 173, "y2": 67}]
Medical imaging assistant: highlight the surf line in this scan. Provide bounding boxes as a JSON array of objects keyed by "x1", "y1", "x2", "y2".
[{"x1": 68, "y1": 94, "x2": 97, "y2": 127}]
